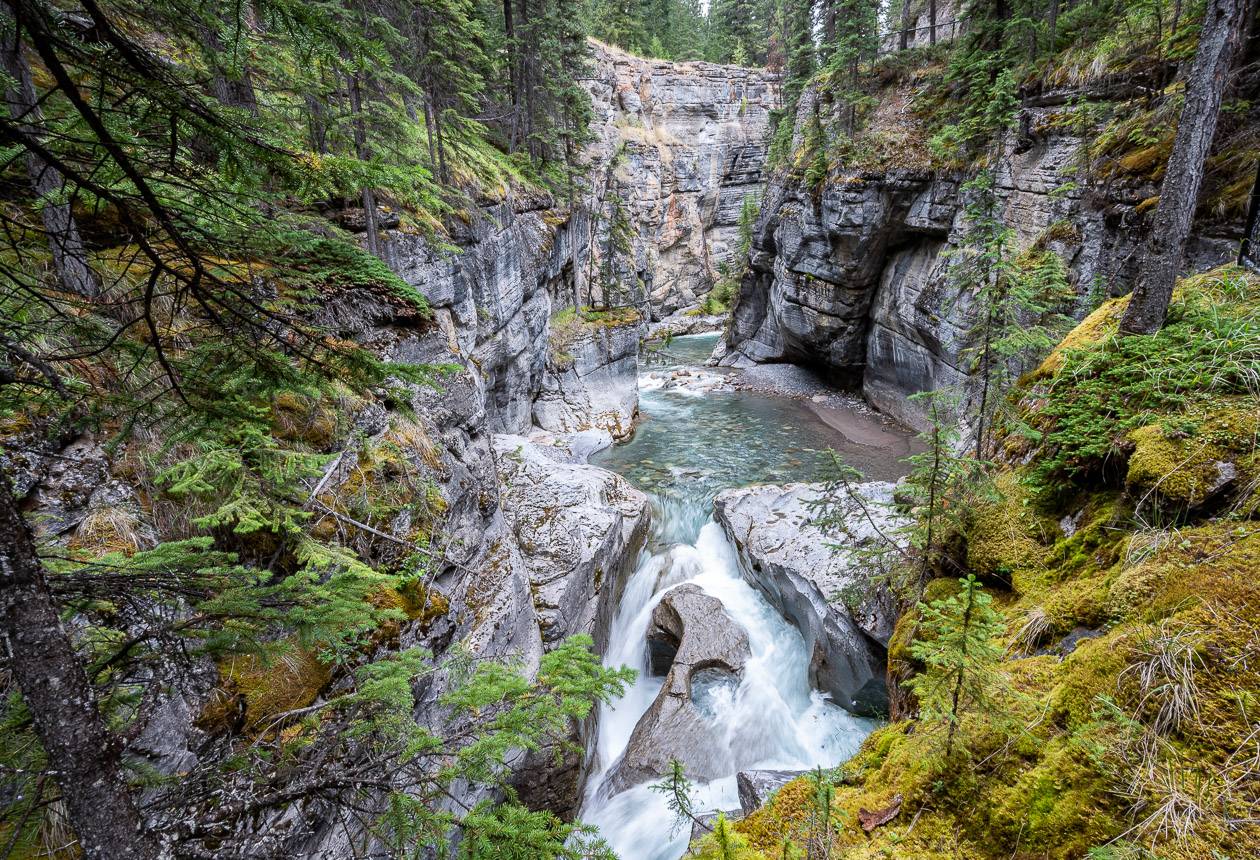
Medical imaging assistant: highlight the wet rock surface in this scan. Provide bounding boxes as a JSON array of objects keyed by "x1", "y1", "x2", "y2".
[
  {"x1": 722, "y1": 90, "x2": 1238, "y2": 433},
  {"x1": 715, "y1": 481, "x2": 907, "y2": 715},
  {"x1": 737, "y1": 769, "x2": 803, "y2": 815},
  {"x1": 607, "y1": 585, "x2": 751, "y2": 791}
]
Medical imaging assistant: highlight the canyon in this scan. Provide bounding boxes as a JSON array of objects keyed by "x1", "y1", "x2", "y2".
[{"x1": 25, "y1": 35, "x2": 1249, "y2": 859}]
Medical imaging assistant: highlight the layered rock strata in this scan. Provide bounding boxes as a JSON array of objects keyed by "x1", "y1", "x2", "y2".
[
  {"x1": 585, "y1": 41, "x2": 780, "y2": 316},
  {"x1": 722, "y1": 90, "x2": 1239, "y2": 431}
]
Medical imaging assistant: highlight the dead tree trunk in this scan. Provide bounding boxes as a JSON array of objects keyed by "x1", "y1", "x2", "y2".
[
  {"x1": 1120, "y1": 0, "x2": 1250, "y2": 335},
  {"x1": 1, "y1": 20, "x2": 100, "y2": 299},
  {"x1": 0, "y1": 469, "x2": 157, "y2": 859}
]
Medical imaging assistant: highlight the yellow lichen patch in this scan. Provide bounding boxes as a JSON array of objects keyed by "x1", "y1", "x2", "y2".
[
  {"x1": 1048, "y1": 630, "x2": 1133, "y2": 730},
  {"x1": 733, "y1": 776, "x2": 816, "y2": 854},
  {"x1": 372, "y1": 581, "x2": 450, "y2": 625},
  {"x1": 1125, "y1": 423, "x2": 1234, "y2": 509},
  {"x1": 986, "y1": 734, "x2": 1125, "y2": 859}
]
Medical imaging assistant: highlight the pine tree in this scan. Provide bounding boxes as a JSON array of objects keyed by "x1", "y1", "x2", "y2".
[
  {"x1": 783, "y1": 0, "x2": 814, "y2": 108},
  {"x1": 0, "y1": 1, "x2": 626, "y2": 854},
  {"x1": 908, "y1": 574, "x2": 1006, "y2": 756},
  {"x1": 822, "y1": 0, "x2": 880, "y2": 136}
]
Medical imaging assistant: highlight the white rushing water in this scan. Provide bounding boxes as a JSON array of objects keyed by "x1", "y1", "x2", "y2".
[{"x1": 580, "y1": 334, "x2": 887, "y2": 859}]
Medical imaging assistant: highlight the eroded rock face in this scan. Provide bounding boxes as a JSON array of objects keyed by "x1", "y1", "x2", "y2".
[
  {"x1": 714, "y1": 481, "x2": 907, "y2": 716},
  {"x1": 722, "y1": 91, "x2": 1238, "y2": 432},
  {"x1": 492, "y1": 433, "x2": 650, "y2": 650},
  {"x1": 737, "y1": 769, "x2": 802, "y2": 815},
  {"x1": 606, "y1": 585, "x2": 750, "y2": 791},
  {"x1": 533, "y1": 320, "x2": 642, "y2": 439},
  {"x1": 585, "y1": 42, "x2": 779, "y2": 316}
]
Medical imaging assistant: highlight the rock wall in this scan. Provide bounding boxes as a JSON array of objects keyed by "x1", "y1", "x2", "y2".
[
  {"x1": 722, "y1": 88, "x2": 1240, "y2": 431},
  {"x1": 533, "y1": 319, "x2": 642, "y2": 439},
  {"x1": 584, "y1": 41, "x2": 780, "y2": 317},
  {"x1": 29, "y1": 44, "x2": 786, "y2": 852},
  {"x1": 714, "y1": 481, "x2": 905, "y2": 717}
]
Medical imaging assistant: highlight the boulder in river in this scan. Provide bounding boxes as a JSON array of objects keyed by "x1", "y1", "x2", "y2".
[
  {"x1": 606, "y1": 585, "x2": 750, "y2": 792},
  {"x1": 714, "y1": 481, "x2": 907, "y2": 717},
  {"x1": 737, "y1": 769, "x2": 804, "y2": 815}
]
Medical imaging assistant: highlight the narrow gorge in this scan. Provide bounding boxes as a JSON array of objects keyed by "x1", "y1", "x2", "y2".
[{"x1": 4, "y1": 4, "x2": 1258, "y2": 860}]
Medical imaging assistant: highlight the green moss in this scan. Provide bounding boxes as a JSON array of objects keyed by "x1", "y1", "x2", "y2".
[
  {"x1": 989, "y1": 734, "x2": 1125, "y2": 858},
  {"x1": 966, "y1": 472, "x2": 1045, "y2": 584},
  {"x1": 1048, "y1": 631, "x2": 1131, "y2": 730}
]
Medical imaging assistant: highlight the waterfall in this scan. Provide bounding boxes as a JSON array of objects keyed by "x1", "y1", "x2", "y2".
[{"x1": 579, "y1": 334, "x2": 886, "y2": 858}]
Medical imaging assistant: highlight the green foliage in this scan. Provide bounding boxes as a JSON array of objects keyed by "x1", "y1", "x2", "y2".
[
  {"x1": 928, "y1": 67, "x2": 1020, "y2": 165},
  {"x1": 651, "y1": 757, "x2": 701, "y2": 836},
  {"x1": 908, "y1": 574, "x2": 1007, "y2": 755},
  {"x1": 1028, "y1": 271, "x2": 1260, "y2": 490},
  {"x1": 702, "y1": 194, "x2": 758, "y2": 314},
  {"x1": 949, "y1": 170, "x2": 1076, "y2": 458},
  {"x1": 459, "y1": 801, "x2": 615, "y2": 859}
]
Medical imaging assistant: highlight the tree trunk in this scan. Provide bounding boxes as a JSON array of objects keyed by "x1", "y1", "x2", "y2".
[
  {"x1": 930, "y1": 0, "x2": 937, "y2": 45},
  {"x1": 899, "y1": 0, "x2": 913, "y2": 50},
  {"x1": 1120, "y1": 0, "x2": 1249, "y2": 335},
  {"x1": 1239, "y1": 161, "x2": 1260, "y2": 270},
  {"x1": 1048, "y1": 0, "x2": 1060, "y2": 49},
  {"x1": 346, "y1": 69, "x2": 379, "y2": 256},
  {"x1": 1, "y1": 19, "x2": 100, "y2": 299},
  {"x1": 0, "y1": 469, "x2": 157, "y2": 859},
  {"x1": 503, "y1": 0, "x2": 520, "y2": 151}
]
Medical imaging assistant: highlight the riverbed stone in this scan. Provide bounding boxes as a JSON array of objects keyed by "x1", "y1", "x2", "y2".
[
  {"x1": 737, "y1": 769, "x2": 804, "y2": 815},
  {"x1": 606, "y1": 585, "x2": 750, "y2": 792},
  {"x1": 714, "y1": 481, "x2": 906, "y2": 716}
]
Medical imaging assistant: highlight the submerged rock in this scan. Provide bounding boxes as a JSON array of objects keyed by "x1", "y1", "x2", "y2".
[
  {"x1": 714, "y1": 481, "x2": 906, "y2": 716},
  {"x1": 606, "y1": 585, "x2": 750, "y2": 791}
]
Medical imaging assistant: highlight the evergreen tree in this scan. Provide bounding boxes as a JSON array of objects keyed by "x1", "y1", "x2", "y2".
[
  {"x1": 783, "y1": 0, "x2": 814, "y2": 107},
  {"x1": 822, "y1": 0, "x2": 879, "y2": 136},
  {"x1": 0, "y1": 1, "x2": 626, "y2": 855},
  {"x1": 908, "y1": 574, "x2": 1006, "y2": 756}
]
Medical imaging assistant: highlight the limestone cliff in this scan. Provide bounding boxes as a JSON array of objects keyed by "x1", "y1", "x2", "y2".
[
  {"x1": 584, "y1": 41, "x2": 780, "y2": 317},
  {"x1": 722, "y1": 78, "x2": 1244, "y2": 431}
]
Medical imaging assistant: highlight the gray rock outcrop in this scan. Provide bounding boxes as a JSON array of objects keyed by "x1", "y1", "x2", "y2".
[
  {"x1": 737, "y1": 769, "x2": 803, "y2": 815},
  {"x1": 606, "y1": 585, "x2": 750, "y2": 791},
  {"x1": 533, "y1": 318, "x2": 642, "y2": 439},
  {"x1": 584, "y1": 42, "x2": 780, "y2": 316},
  {"x1": 492, "y1": 433, "x2": 650, "y2": 649},
  {"x1": 714, "y1": 481, "x2": 907, "y2": 717},
  {"x1": 722, "y1": 84, "x2": 1239, "y2": 432}
]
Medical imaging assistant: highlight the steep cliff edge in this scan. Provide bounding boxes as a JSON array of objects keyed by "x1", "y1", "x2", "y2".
[
  {"x1": 722, "y1": 63, "x2": 1252, "y2": 431},
  {"x1": 584, "y1": 41, "x2": 780, "y2": 317}
]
